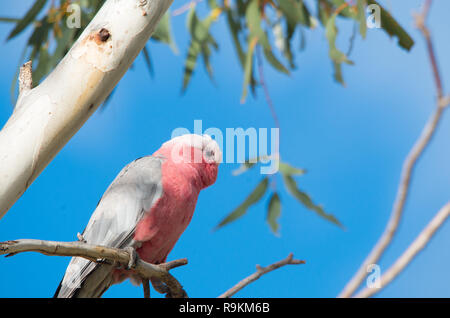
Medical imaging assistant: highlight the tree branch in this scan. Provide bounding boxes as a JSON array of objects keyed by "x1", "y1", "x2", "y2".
[
  {"x1": 218, "y1": 253, "x2": 305, "y2": 298},
  {"x1": 0, "y1": 239, "x2": 188, "y2": 298},
  {"x1": 339, "y1": 0, "x2": 450, "y2": 298},
  {"x1": 355, "y1": 202, "x2": 450, "y2": 298},
  {"x1": 0, "y1": 0, "x2": 174, "y2": 219}
]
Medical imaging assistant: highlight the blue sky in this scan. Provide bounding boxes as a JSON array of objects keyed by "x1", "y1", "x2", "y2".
[{"x1": 0, "y1": 0, "x2": 450, "y2": 298}]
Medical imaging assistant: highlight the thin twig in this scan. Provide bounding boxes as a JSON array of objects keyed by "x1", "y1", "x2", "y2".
[
  {"x1": 218, "y1": 253, "x2": 305, "y2": 298},
  {"x1": 256, "y1": 45, "x2": 281, "y2": 187},
  {"x1": 0, "y1": 239, "x2": 188, "y2": 298},
  {"x1": 415, "y1": 0, "x2": 443, "y2": 100},
  {"x1": 355, "y1": 202, "x2": 450, "y2": 298},
  {"x1": 172, "y1": 0, "x2": 203, "y2": 16},
  {"x1": 256, "y1": 45, "x2": 281, "y2": 131},
  {"x1": 339, "y1": 0, "x2": 449, "y2": 298}
]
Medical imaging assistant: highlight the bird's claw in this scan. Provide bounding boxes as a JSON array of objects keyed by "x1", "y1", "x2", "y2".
[
  {"x1": 124, "y1": 246, "x2": 138, "y2": 269},
  {"x1": 150, "y1": 278, "x2": 187, "y2": 298},
  {"x1": 150, "y1": 277, "x2": 170, "y2": 295},
  {"x1": 77, "y1": 232, "x2": 86, "y2": 243}
]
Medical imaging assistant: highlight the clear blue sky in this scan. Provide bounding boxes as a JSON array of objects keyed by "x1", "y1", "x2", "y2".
[{"x1": 1, "y1": 0, "x2": 450, "y2": 298}]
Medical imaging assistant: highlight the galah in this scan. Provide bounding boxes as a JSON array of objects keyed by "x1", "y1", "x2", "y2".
[{"x1": 54, "y1": 134, "x2": 222, "y2": 298}]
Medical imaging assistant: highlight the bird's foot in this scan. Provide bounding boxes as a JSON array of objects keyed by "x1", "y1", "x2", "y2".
[
  {"x1": 150, "y1": 277, "x2": 170, "y2": 295},
  {"x1": 150, "y1": 277, "x2": 188, "y2": 298},
  {"x1": 124, "y1": 246, "x2": 138, "y2": 270},
  {"x1": 77, "y1": 232, "x2": 86, "y2": 243}
]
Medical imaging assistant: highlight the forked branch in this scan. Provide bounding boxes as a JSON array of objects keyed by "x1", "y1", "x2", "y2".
[
  {"x1": 219, "y1": 253, "x2": 305, "y2": 298},
  {"x1": 0, "y1": 239, "x2": 188, "y2": 298}
]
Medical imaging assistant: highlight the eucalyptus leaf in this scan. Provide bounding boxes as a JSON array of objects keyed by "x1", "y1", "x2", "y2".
[
  {"x1": 215, "y1": 178, "x2": 269, "y2": 229},
  {"x1": 357, "y1": 0, "x2": 367, "y2": 39},
  {"x1": 279, "y1": 162, "x2": 305, "y2": 176},
  {"x1": 7, "y1": 0, "x2": 47, "y2": 40},
  {"x1": 152, "y1": 12, "x2": 178, "y2": 54},
  {"x1": 142, "y1": 46, "x2": 154, "y2": 78},
  {"x1": 282, "y1": 174, "x2": 343, "y2": 228},
  {"x1": 367, "y1": 0, "x2": 414, "y2": 51},
  {"x1": 267, "y1": 192, "x2": 282, "y2": 234},
  {"x1": 325, "y1": 11, "x2": 353, "y2": 84}
]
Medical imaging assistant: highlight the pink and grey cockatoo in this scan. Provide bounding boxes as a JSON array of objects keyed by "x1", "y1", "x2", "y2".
[{"x1": 54, "y1": 134, "x2": 221, "y2": 298}]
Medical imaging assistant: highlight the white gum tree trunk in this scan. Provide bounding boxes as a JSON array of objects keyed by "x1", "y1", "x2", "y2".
[{"x1": 0, "y1": 0, "x2": 173, "y2": 219}]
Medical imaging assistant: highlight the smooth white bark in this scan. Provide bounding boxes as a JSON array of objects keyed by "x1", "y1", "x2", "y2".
[{"x1": 0, "y1": 0, "x2": 173, "y2": 219}]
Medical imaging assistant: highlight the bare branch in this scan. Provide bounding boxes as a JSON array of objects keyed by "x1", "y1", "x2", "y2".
[
  {"x1": 0, "y1": 0, "x2": 174, "y2": 219},
  {"x1": 339, "y1": 0, "x2": 449, "y2": 298},
  {"x1": 256, "y1": 45, "x2": 281, "y2": 131},
  {"x1": 0, "y1": 239, "x2": 188, "y2": 298},
  {"x1": 355, "y1": 202, "x2": 450, "y2": 298},
  {"x1": 172, "y1": 0, "x2": 203, "y2": 16},
  {"x1": 415, "y1": 0, "x2": 443, "y2": 100},
  {"x1": 218, "y1": 253, "x2": 305, "y2": 298}
]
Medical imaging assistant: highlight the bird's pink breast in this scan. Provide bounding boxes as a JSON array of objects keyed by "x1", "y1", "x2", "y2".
[{"x1": 133, "y1": 157, "x2": 200, "y2": 265}]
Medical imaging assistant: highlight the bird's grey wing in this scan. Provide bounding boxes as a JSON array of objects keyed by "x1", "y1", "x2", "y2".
[{"x1": 55, "y1": 156, "x2": 164, "y2": 298}]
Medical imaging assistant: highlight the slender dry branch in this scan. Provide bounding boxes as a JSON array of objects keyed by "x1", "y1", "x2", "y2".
[
  {"x1": 415, "y1": 0, "x2": 443, "y2": 100},
  {"x1": 218, "y1": 253, "x2": 305, "y2": 298},
  {"x1": 172, "y1": 0, "x2": 203, "y2": 16},
  {"x1": 0, "y1": 239, "x2": 188, "y2": 298},
  {"x1": 339, "y1": 0, "x2": 449, "y2": 298},
  {"x1": 255, "y1": 45, "x2": 281, "y2": 131},
  {"x1": 355, "y1": 202, "x2": 450, "y2": 298}
]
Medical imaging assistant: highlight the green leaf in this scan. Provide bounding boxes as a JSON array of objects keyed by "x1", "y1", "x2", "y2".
[
  {"x1": 277, "y1": 0, "x2": 311, "y2": 28},
  {"x1": 32, "y1": 46, "x2": 51, "y2": 84},
  {"x1": 226, "y1": 9, "x2": 246, "y2": 67},
  {"x1": 207, "y1": 0, "x2": 219, "y2": 9},
  {"x1": 367, "y1": 0, "x2": 414, "y2": 51},
  {"x1": 142, "y1": 46, "x2": 154, "y2": 78},
  {"x1": 241, "y1": 36, "x2": 257, "y2": 103},
  {"x1": 226, "y1": 8, "x2": 258, "y2": 97},
  {"x1": 182, "y1": 40, "x2": 201, "y2": 90},
  {"x1": 182, "y1": 8, "x2": 218, "y2": 91},
  {"x1": 232, "y1": 155, "x2": 272, "y2": 176},
  {"x1": 152, "y1": 12, "x2": 178, "y2": 54},
  {"x1": 282, "y1": 174, "x2": 343, "y2": 228},
  {"x1": 201, "y1": 43, "x2": 215, "y2": 80},
  {"x1": 279, "y1": 162, "x2": 305, "y2": 176},
  {"x1": 7, "y1": 0, "x2": 47, "y2": 40},
  {"x1": 27, "y1": 16, "x2": 51, "y2": 49},
  {"x1": 51, "y1": 23, "x2": 76, "y2": 65},
  {"x1": 317, "y1": 0, "x2": 332, "y2": 26},
  {"x1": 245, "y1": 0, "x2": 288, "y2": 75},
  {"x1": 330, "y1": 0, "x2": 356, "y2": 18},
  {"x1": 267, "y1": 192, "x2": 282, "y2": 234},
  {"x1": 0, "y1": 17, "x2": 22, "y2": 24},
  {"x1": 262, "y1": 46, "x2": 290, "y2": 74},
  {"x1": 325, "y1": 11, "x2": 353, "y2": 84},
  {"x1": 357, "y1": 0, "x2": 367, "y2": 38},
  {"x1": 215, "y1": 178, "x2": 269, "y2": 229}
]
